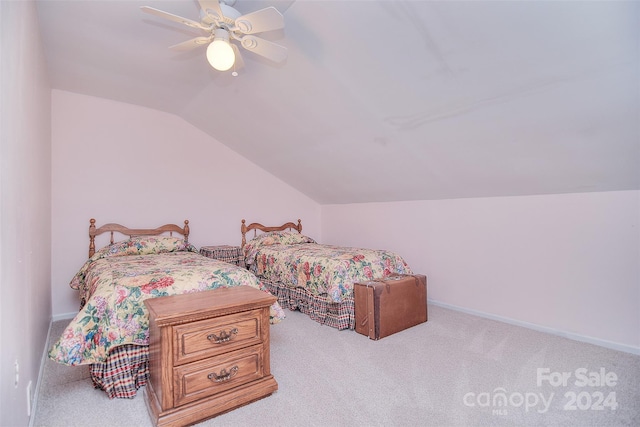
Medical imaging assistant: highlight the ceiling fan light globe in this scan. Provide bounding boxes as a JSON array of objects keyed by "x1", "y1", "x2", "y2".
[{"x1": 206, "y1": 39, "x2": 235, "y2": 71}]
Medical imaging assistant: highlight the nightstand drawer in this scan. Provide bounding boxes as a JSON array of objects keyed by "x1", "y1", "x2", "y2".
[
  {"x1": 173, "y1": 344, "x2": 265, "y2": 407},
  {"x1": 174, "y1": 309, "x2": 263, "y2": 365}
]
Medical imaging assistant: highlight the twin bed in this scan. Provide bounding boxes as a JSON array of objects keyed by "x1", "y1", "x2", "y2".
[
  {"x1": 241, "y1": 219, "x2": 413, "y2": 330},
  {"x1": 49, "y1": 218, "x2": 412, "y2": 399}
]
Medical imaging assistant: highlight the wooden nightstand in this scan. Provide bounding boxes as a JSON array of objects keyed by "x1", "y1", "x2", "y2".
[
  {"x1": 200, "y1": 245, "x2": 244, "y2": 267},
  {"x1": 143, "y1": 286, "x2": 278, "y2": 427}
]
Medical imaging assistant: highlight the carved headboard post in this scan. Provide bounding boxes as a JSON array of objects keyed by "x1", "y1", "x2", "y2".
[
  {"x1": 183, "y1": 220, "x2": 190, "y2": 243},
  {"x1": 241, "y1": 219, "x2": 247, "y2": 248},
  {"x1": 89, "y1": 219, "x2": 97, "y2": 258}
]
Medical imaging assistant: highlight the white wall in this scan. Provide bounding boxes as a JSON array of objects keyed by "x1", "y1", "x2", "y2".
[
  {"x1": 0, "y1": 1, "x2": 52, "y2": 425},
  {"x1": 51, "y1": 90, "x2": 320, "y2": 316},
  {"x1": 321, "y1": 191, "x2": 640, "y2": 353}
]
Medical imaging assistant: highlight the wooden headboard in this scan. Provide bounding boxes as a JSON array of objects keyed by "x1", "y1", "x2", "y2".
[
  {"x1": 241, "y1": 219, "x2": 302, "y2": 248},
  {"x1": 88, "y1": 218, "x2": 190, "y2": 258}
]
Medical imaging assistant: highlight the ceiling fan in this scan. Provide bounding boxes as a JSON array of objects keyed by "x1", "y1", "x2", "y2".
[{"x1": 141, "y1": 0, "x2": 287, "y2": 74}]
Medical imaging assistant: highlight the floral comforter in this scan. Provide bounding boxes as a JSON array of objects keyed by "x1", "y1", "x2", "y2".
[
  {"x1": 49, "y1": 236, "x2": 285, "y2": 366},
  {"x1": 244, "y1": 231, "x2": 413, "y2": 303}
]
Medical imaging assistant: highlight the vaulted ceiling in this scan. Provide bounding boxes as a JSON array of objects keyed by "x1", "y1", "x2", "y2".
[{"x1": 36, "y1": 0, "x2": 639, "y2": 204}]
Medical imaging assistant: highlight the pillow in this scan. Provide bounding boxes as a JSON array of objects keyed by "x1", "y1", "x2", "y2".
[
  {"x1": 248, "y1": 231, "x2": 316, "y2": 247},
  {"x1": 243, "y1": 231, "x2": 316, "y2": 267},
  {"x1": 105, "y1": 235, "x2": 192, "y2": 257},
  {"x1": 70, "y1": 236, "x2": 196, "y2": 290}
]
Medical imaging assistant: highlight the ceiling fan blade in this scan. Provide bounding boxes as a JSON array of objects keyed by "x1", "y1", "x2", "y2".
[
  {"x1": 198, "y1": 0, "x2": 224, "y2": 22},
  {"x1": 234, "y1": 7, "x2": 284, "y2": 34},
  {"x1": 240, "y1": 35, "x2": 287, "y2": 62},
  {"x1": 274, "y1": 0, "x2": 296, "y2": 14},
  {"x1": 140, "y1": 6, "x2": 209, "y2": 31},
  {"x1": 169, "y1": 36, "x2": 212, "y2": 51}
]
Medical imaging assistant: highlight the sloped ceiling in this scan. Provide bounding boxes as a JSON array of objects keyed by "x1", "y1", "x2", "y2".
[{"x1": 36, "y1": 0, "x2": 639, "y2": 204}]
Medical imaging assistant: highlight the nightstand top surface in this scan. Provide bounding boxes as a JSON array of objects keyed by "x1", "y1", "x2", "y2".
[{"x1": 144, "y1": 286, "x2": 275, "y2": 325}]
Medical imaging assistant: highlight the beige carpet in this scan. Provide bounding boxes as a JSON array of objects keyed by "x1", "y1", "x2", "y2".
[{"x1": 33, "y1": 305, "x2": 639, "y2": 426}]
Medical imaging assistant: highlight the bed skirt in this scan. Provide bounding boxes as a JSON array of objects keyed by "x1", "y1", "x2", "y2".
[
  {"x1": 89, "y1": 344, "x2": 149, "y2": 399},
  {"x1": 261, "y1": 279, "x2": 355, "y2": 330}
]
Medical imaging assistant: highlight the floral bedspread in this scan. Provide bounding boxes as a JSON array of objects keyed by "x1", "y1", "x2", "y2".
[
  {"x1": 49, "y1": 236, "x2": 285, "y2": 366},
  {"x1": 244, "y1": 231, "x2": 413, "y2": 303}
]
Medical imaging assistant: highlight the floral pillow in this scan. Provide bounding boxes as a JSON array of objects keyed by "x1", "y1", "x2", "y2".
[
  {"x1": 70, "y1": 236, "x2": 196, "y2": 290},
  {"x1": 103, "y1": 235, "x2": 193, "y2": 257},
  {"x1": 244, "y1": 231, "x2": 316, "y2": 266},
  {"x1": 248, "y1": 231, "x2": 315, "y2": 247}
]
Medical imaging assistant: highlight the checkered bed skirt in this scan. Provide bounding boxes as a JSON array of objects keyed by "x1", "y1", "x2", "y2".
[
  {"x1": 261, "y1": 279, "x2": 355, "y2": 330},
  {"x1": 90, "y1": 345, "x2": 149, "y2": 399},
  {"x1": 199, "y1": 245, "x2": 244, "y2": 266}
]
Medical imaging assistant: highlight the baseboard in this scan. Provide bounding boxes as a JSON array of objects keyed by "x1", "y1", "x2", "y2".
[
  {"x1": 52, "y1": 312, "x2": 76, "y2": 322},
  {"x1": 30, "y1": 313, "x2": 78, "y2": 426},
  {"x1": 29, "y1": 319, "x2": 54, "y2": 427},
  {"x1": 428, "y1": 299, "x2": 640, "y2": 356}
]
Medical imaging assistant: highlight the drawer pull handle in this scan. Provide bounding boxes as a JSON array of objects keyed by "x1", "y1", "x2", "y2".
[
  {"x1": 208, "y1": 366, "x2": 239, "y2": 383},
  {"x1": 207, "y1": 328, "x2": 238, "y2": 344}
]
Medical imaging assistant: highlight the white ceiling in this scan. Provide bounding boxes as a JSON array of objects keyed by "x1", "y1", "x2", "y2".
[{"x1": 36, "y1": 0, "x2": 639, "y2": 204}]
